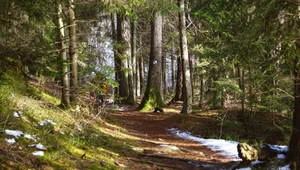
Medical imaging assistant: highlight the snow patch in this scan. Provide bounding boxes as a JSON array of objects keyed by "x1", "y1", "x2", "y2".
[
  {"x1": 29, "y1": 143, "x2": 47, "y2": 150},
  {"x1": 169, "y1": 128, "x2": 291, "y2": 170},
  {"x1": 5, "y1": 130, "x2": 24, "y2": 138},
  {"x1": 279, "y1": 165, "x2": 291, "y2": 170},
  {"x1": 269, "y1": 145, "x2": 288, "y2": 153},
  {"x1": 5, "y1": 138, "x2": 16, "y2": 144},
  {"x1": 169, "y1": 128, "x2": 241, "y2": 161},
  {"x1": 39, "y1": 119, "x2": 56, "y2": 126},
  {"x1": 32, "y1": 151, "x2": 44, "y2": 156},
  {"x1": 24, "y1": 134, "x2": 37, "y2": 141},
  {"x1": 13, "y1": 111, "x2": 23, "y2": 118}
]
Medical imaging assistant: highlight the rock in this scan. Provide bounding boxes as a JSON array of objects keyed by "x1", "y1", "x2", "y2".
[
  {"x1": 237, "y1": 143, "x2": 278, "y2": 161},
  {"x1": 258, "y1": 144, "x2": 278, "y2": 161},
  {"x1": 237, "y1": 143, "x2": 259, "y2": 161},
  {"x1": 100, "y1": 160, "x2": 106, "y2": 166},
  {"x1": 154, "y1": 107, "x2": 164, "y2": 113}
]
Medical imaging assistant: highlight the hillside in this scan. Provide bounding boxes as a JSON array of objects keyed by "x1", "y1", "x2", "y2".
[{"x1": 0, "y1": 73, "x2": 291, "y2": 169}]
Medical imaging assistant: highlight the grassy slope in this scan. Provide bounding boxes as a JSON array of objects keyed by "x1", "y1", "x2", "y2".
[{"x1": 0, "y1": 73, "x2": 139, "y2": 170}]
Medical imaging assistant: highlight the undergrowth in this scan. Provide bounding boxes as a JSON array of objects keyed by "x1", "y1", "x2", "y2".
[{"x1": 0, "y1": 72, "x2": 139, "y2": 169}]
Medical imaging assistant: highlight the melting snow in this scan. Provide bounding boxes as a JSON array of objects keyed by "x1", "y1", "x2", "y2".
[
  {"x1": 13, "y1": 111, "x2": 23, "y2": 118},
  {"x1": 39, "y1": 119, "x2": 56, "y2": 126},
  {"x1": 5, "y1": 129, "x2": 37, "y2": 143},
  {"x1": 5, "y1": 130, "x2": 24, "y2": 138},
  {"x1": 24, "y1": 134, "x2": 37, "y2": 141},
  {"x1": 169, "y1": 128, "x2": 290, "y2": 170},
  {"x1": 269, "y1": 145, "x2": 288, "y2": 154},
  {"x1": 29, "y1": 143, "x2": 47, "y2": 150},
  {"x1": 169, "y1": 128, "x2": 241, "y2": 161},
  {"x1": 5, "y1": 138, "x2": 16, "y2": 144},
  {"x1": 32, "y1": 151, "x2": 44, "y2": 156},
  {"x1": 279, "y1": 165, "x2": 292, "y2": 170}
]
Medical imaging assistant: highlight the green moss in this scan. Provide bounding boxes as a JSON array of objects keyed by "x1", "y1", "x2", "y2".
[
  {"x1": 139, "y1": 88, "x2": 164, "y2": 112},
  {"x1": 0, "y1": 71, "x2": 144, "y2": 169}
]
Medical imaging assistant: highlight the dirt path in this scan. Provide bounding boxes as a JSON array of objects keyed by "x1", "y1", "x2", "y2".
[{"x1": 106, "y1": 107, "x2": 240, "y2": 170}]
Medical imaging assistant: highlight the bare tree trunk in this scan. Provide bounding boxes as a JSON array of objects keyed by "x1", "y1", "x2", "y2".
[
  {"x1": 198, "y1": 74, "x2": 204, "y2": 108},
  {"x1": 127, "y1": 49, "x2": 135, "y2": 103},
  {"x1": 172, "y1": 53, "x2": 183, "y2": 101},
  {"x1": 171, "y1": 46, "x2": 176, "y2": 90},
  {"x1": 287, "y1": 44, "x2": 300, "y2": 164},
  {"x1": 138, "y1": 11, "x2": 164, "y2": 110},
  {"x1": 178, "y1": 0, "x2": 192, "y2": 114},
  {"x1": 162, "y1": 50, "x2": 167, "y2": 100},
  {"x1": 116, "y1": 14, "x2": 130, "y2": 101},
  {"x1": 139, "y1": 52, "x2": 145, "y2": 96},
  {"x1": 131, "y1": 21, "x2": 138, "y2": 98},
  {"x1": 111, "y1": 13, "x2": 118, "y2": 96},
  {"x1": 238, "y1": 66, "x2": 248, "y2": 136},
  {"x1": 68, "y1": 0, "x2": 78, "y2": 105},
  {"x1": 136, "y1": 55, "x2": 141, "y2": 97},
  {"x1": 56, "y1": 1, "x2": 70, "y2": 108}
]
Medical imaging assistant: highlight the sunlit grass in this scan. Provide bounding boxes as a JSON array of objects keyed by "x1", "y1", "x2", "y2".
[{"x1": 0, "y1": 73, "x2": 140, "y2": 169}]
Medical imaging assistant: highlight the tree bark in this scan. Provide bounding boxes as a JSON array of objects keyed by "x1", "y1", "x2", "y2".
[
  {"x1": 131, "y1": 21, "x2": 138, "y2": 98},
  {"x1": 56, "y1": 1, "x2": 70, "y2": 109},
  {"x1": 162, "y1": 49, "x2": 167, "y2": 100},
  {"x1": 68, "y1": 0, "x2": 78, "y2": 105},
  {"x1": 238, "y1": 65, "x2": 249, "y2": 136},
  {"x1": 111, "y1": 13, "x2": 118, "y2": 96},
  {"x1": 178, "y1": 0, "x2": 192, "y2": 114},
  {"x1": 172, "y1": 52, "x2": 183, "y2": 102},
  {"x1": 138, "y1": 11, "x2": 164, "y2": 111},
  {"x1": 287, "y1": 46, "x2": 300, "y2": 164},
  {"x1": 116, "y1": 14, "x2": 130, "y2": 101},
  {"x1": 139, "y1": 54, "x2": 145, "y2": 96},
  {"x1": 171, "y1": 47, "x2": 176, "y2": 90}
]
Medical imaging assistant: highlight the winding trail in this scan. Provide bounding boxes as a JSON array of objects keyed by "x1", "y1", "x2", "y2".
[{"x1": 107, "y1": 108, "x2": 240, "y2": 170}]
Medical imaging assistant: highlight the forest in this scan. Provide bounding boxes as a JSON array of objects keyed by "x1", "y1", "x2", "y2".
[{"x1": 0, "y1": 0, "x2": 299, "y2": 169}]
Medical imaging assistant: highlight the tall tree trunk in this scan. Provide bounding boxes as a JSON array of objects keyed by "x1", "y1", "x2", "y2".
[
  {"x1": 138, "y1": 11, "x2": 164, "y2": 111},
  {"x1": 171, "y1": 46, "x2": 176, "y2": 90},
  {"x1": 139, "y1": 54, "x2": 145, "y2": 96},
  {"x1": 111, "y1": 13, "x2": 118, "y2": 96},
  {"x1": 172, "y1": 53, "x2": 183, "y2": 101},
  {"x1": 136, "y1": 55, "x2": 141, "y2": 97},
  {"x1": 56, "y1": 1, "x2": 70, "y2": 108},
  {"x1": 116, "y1": 14, "x2": 130, "y2": 101},
  {"x1": 211, "y1": 69, "x2": 218, "y2": 109},
  {"x1": 68, "y1": 0, "x2": 78, "y2": 104},
  {"x1": 139, "y1": 33, "x2": 145, "y2": 96},
  {"x1": 127, "y1": 46, "x2": 135, "y2": 103},
  {"x1": 162, "y1": 49, "x2": 167, "y2": 100},
  {"x1": 287, "y1": 45, "x2": 300, "y2": 164},
  {"x1": 178, "y1": 0, "x2": 192, "y2": 114},
  {"x1": 238, "y1": 66, "x2": 248, "y2": 136},
  {"x1": 199, "y1": 74, "x2": 204, "y2": 108},
  {"x1": 131, "y1": 21, "x2": 138, "y2": 98}
]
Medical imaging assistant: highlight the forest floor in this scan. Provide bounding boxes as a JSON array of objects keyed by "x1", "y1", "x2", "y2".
[
  {"x1": 0, "y1": 77, "x2": 291, "y2": 170},
  {"x1": 102, "y1": 103, "x2": 290, "y2": 170}
]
